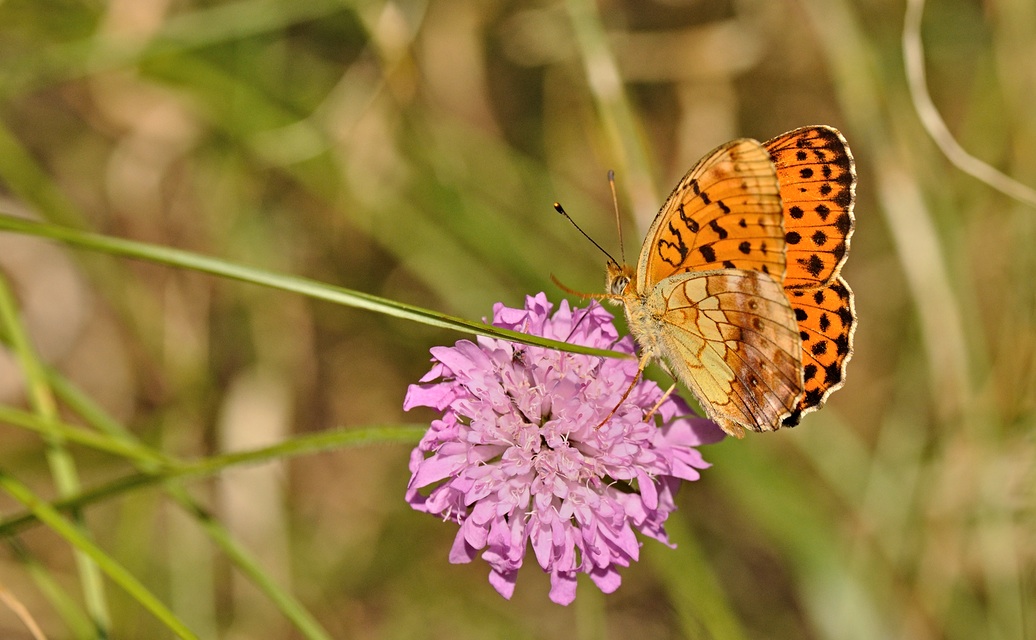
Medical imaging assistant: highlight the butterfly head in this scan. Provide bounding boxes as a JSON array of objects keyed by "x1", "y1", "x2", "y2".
[{"x1": 605, "y1": 261, "x2": 635, "y2": 298}]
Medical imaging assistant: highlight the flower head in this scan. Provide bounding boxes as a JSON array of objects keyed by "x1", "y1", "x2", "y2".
[{"x1": 404, "y1": 293, "x2": 724, "y2": 604}]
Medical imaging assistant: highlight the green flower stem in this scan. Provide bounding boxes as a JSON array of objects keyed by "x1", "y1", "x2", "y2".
[
  {"x1": 0, "y1": 362, "x2": 420, "y2": 640},
  {"x1": 0, "y1": 425, "x2": 425, "y2": 537},
  {"x1": 0, "y1": 214, "x2": 626, "y2": 359},
  {"x1": 0, "y1": 469, "x2": 199, "y2": 640},
  {"x1": 0, "y1": 275, "x2": 111, "y2": 631},
  {"x1": 0, "y1": 399, "x2": 406, "y2": 640},
  {"x1": 164, "y1": 485, "x2": 333, "y2": 640},
  {"x1": 0, "y1": 406, "x2": 172, "y2": 468},
  {"x1": 6, "y1": 540, "x2": 97, "y2": 639},
  {"x1": 0, "y1": 474, "x2": 159, "y2": 538},
  {"x1": 47, "y1": 370, "x2": 418, "y2": 640},
  {"x1": 174, "y1": 425, "x2": 428, "y2": 477}
]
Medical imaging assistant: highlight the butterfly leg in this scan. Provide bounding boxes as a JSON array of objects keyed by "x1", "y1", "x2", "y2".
[
  {"x1": 643, "y1": 382, "x2": 678, "y2": 422},
  {"x1": 596, "y1": 352, "x2": 651, "y2": 429}
]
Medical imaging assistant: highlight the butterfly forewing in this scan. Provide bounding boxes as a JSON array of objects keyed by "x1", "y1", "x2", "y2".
[
  {"x1": 764, "y1": 126, "x2": 856, "y2": 290},
  {"x1": 784, "y1": 276, "x2": 856, "y2": 424},
  {"x1": 649, "y1": 270, "x2": 804, "y2": 437},
  {"x1": 638, "y1": 139, "x2": 786, "y2": 292}
]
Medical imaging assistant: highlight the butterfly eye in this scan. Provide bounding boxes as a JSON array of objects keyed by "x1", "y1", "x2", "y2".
[{"x1": 611, "y1": 275, "x2": 630, "y2": 295}]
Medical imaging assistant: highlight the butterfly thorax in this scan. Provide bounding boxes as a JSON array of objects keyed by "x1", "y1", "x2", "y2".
[{"x1": 605, "y1": 261, "x2": 665, "y2": 357}]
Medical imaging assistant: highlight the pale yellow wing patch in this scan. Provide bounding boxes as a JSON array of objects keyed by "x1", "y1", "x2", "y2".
[{"x1": 643, "y1": 270, "x2": 804, "y2": 437}]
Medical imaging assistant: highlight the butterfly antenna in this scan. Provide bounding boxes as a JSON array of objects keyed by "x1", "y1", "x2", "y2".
[
  {"x1": 549, "y1": 274, "x2": 613, "y2": 301},
  {"x1": 607, "y1": 170, "x2": 626, "y2": 265},
  {"x1": 553, "y1": 202, "x2": 619, "y2": 265}
]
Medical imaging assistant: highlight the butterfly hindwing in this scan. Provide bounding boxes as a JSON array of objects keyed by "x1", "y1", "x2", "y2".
[
  {"x1": 784, "y1": 276, "x2": 856, "y2": 424},
  {"x1": 638, "y1": 139, "x2": 786, "y2": 293},
  {"x1": 648, "y1": 270, "x2": 804, "y2": 437}
]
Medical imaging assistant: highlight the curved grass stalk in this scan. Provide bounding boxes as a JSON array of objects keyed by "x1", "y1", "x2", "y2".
[
  {"x1": 903, "y1": 0, "x2": 1036, "y2": 208},
  {"x1": 0, "y1": 213, "x2": 625, "y2": 359}
]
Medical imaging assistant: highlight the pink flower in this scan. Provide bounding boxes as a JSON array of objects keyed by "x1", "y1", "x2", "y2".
[{"x1": 404, "y1": 293, "x2": 724, "y2": 605}]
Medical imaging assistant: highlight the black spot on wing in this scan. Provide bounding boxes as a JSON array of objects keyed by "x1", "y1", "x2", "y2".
[
  {"x1": 708, "y1": 219, "x2": 728, "y2": 239},
  {"x1": 834, "y1": 333, "x2": 851, "y2": 356},
  {"x1": 801, "y1": 254, "x2": 824, "y2": 277}
]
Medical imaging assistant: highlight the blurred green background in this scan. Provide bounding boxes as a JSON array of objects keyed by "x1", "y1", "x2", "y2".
[{"x1": 0, "y1": 0, "x2": 1033, "y2": 638}]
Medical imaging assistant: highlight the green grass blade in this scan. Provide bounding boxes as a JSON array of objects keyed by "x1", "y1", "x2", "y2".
[
  {"x1": 0, "y1": 469, "x2": 199, "y2": 640},
  {"x1": 0, "y1": 426, "x2": 425, "y2": 537},
  {"x1": 565, "y1": 0, "x2": 658, "y2": 218},
  {"x1": 0, "y1": 214, "x2": 625, "y2": 358},
  {"x1": 0, "y1": 406, "x2": 171, "y2": 467},
  {"x1": 0, "y1": 275, "x2": 111, "y2": 631},
  {"x1": 6, "y1": 540, "x2": 97, "y2": 639},
  {"x1": 46, "y1": 372, "x2": 374, "y2": 640},
  {"x1": 164, "y1": 485, "x2": 333, "y2": 640}
]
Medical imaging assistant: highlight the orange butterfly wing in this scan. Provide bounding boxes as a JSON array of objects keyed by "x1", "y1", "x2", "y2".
[
  {"x1": 764, "y1": 126, "x2": 856, "y2": 290},
  {"x1": 636, "y1": 139, "x2": 786, "y2": 292},
  {"x1": 608, "y1": 127, "x2": 857, "y2": 436},
  {"x1": 764, "y1": 126, "x2": 857, "y2": 420},
  {"x1": 784, "y1": 276, "x2": 856, "y2": 424},
  {"x1": 622, "y1": 138, "x2": 804, "y2": 437}
]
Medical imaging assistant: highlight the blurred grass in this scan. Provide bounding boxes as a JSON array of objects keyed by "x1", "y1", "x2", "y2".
[{"x1": 0, "y1": 0, "x2": 1033, "y2": 638}]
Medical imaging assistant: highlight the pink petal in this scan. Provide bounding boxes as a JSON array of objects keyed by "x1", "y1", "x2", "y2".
[
  {"x1": 409, "y1": 453, "x2": 464, "y2": 489},
  {"x1": 403, "y1": 382, "x2": 455, "y2": 411},
  {"x1": 548, "y1": 571, "x2": 578, "y2": 605},
  {"x1": 588, "y1": 565, "x2": 622, "y2": 594},
  {"x1": 449, "y1": 530, "x2": 478, "y2": 564},
  {"x1": 637, "y1": 470, "x2": 659, "y2": 509},
  {"x1": 530, "y1": 516, "x2": 554, "y2": 568},
  {"x1": 665, "y1": 415, "x2": 726, "y2": 446},
  {"x1": 489, "y1": 568, "x2": 518, "y2": 600}
]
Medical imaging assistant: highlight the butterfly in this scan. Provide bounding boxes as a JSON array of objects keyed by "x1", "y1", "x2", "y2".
[{"x1": 604, "y1": 126, "x2": 857, "y2": 438}]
